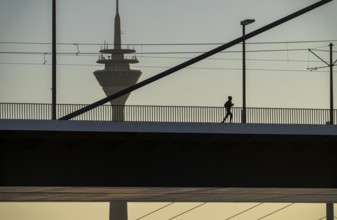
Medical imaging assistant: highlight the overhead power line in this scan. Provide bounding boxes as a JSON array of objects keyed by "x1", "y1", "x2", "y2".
[
  {"x1": 0, "y1": 62, "x2": 329, "y2": 73},
  {"x1": 140, "y1": 56, "x2": 322, "y2": 63},
  {"x1": 0, "y1": 48, "x2": 311, "y2": 56},
  {"x1": 0, "y1": 39, "x2": 337, "y2": 46},
  {"x1": 0, "y1": 52, "x2": 325, "y2": 63}
]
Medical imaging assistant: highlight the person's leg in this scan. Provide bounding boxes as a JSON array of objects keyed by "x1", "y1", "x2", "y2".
[
  {"x1": 229, "y1": 112, "x2": 233, "y2": 123},
  {"x1": 222, "y1": 111, "x2": 229, "y2": 123},
  {"x1": 222, "y1": 114, "x2": 227, "y2": 123}
]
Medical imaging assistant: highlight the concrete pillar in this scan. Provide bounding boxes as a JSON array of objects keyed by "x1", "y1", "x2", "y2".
[
  {"x1": 327, "y1": 203, "x2": 334, "y2": 220},
  {"x1": 111, "y1": 105, "x2": 125, "y2": 122},
  {"x1": 109, "y1": 201, "x2": 128, "y2": 220}
]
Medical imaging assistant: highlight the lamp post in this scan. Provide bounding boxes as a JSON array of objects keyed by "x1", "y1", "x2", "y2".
[
  {"x1": 52, "y1": 0, "x2": 57, "y2": 120},
  {"x1": 241, "y1": 19, "x2": 255, "y2": 123}
]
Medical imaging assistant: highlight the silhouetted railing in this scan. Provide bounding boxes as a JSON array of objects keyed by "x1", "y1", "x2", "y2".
[{"x1": 0, "y1": 103, "x2": 336, "y2": 125}]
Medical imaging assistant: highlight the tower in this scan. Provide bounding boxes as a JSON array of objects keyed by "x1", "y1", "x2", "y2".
[{"x1": 94, "y1": 0, "x2": 142, "y2": 121}]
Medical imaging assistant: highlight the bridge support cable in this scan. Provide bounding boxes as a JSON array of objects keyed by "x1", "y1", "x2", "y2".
[
  {"x1": 136, "y1": 202, "x2": 175, "y2": 220},
  {"x1": 225, "y1": 203, "x2": 264, "y2": 220},
  {"x1": 167, "y1": 202, "x2": 207, "y2": 220},
  {"x1": 59, "y1": 0, "x2": 333, "y2": 120},
  {"x1": 257, "y1": 203, "x2": 295, "y2": 220}
]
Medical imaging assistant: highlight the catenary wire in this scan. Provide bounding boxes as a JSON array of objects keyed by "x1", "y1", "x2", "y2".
[
  {"x1": 0, "y1": 39, "x2": 337, "y2": 46},
  {"x1": 0, "y1": 48, "x2": 311, "y2": 55},
  {"x1": 0, "y1": 51, "x2": 324, "y2": 63},
  {"x1": 139, "y1": 56, "x2": 323, "y2": 64},
  {"x1": 0, "y1": 53, "x2": 325, "y2": 63},
  {"x1": 0, "y1": 62, "x2": 329, "y2": 73}
]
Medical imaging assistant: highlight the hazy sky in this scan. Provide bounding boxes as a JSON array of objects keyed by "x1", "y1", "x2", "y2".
[{"x1": 0, "y1": 0, "x2": 336, "y2": 108}]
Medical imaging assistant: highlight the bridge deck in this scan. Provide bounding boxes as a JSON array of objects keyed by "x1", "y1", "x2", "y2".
[{"x1": 1, "y1": 120, "x2": 337, "y2": 202}]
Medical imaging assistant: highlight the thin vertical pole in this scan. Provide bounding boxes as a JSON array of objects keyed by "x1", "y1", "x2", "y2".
[
  {"x1": 327, "y1": 203, "x2": 334, "y2": 220},
  {"x1": 52, "y1": 0, "x2": 57, "y2": 120},
  {"x1": 242, "y1": 25, "x2": 246, "y2": 123},
  {"x1": 329, "y1": 43, "x2": 334, "y2": 125}
]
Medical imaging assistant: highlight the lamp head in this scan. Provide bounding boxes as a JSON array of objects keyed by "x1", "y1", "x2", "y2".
[{"x1": 241, "y1": 19, "x2": 255, "y2": 25}]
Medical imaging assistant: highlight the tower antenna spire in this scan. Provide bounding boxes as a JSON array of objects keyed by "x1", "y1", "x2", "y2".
[
  {"x1": 116, "y1": 0, "x2": 119, "y2": 14},
  {"x1": 114, "y1": 0, "x2": 121, "y2": 49}
]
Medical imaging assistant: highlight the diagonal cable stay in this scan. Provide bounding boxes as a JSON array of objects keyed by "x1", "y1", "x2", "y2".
[
  {"x1": 257, "y1": 203, "x2": 295, "y2": 220},
  {"x1": 136, "y1": 202, "x2": 175, "y2": 220},
  {"x1": 168, "y1": 203, "x2": 207, "y2": 220},
  {"x1": 318, "y1": 216, "x2": 337, "y2": 220},
  {"x1": 225, "y1": 203, "x2": 264, "y2": 220}
]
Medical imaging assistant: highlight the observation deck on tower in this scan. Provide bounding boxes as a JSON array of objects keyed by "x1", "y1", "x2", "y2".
[{"x1": 97, "y1": 43, "x2": 139, "y2": 65}]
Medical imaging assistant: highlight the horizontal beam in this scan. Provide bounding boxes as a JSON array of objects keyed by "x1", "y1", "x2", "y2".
[{"x1": 1, "y1": 187, "x2": 337, "y2": 202}]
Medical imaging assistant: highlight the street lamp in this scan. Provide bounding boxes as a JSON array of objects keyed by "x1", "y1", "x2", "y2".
[{"x1": 241, "y1": 19, "x2": 255, "y2": 123}]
